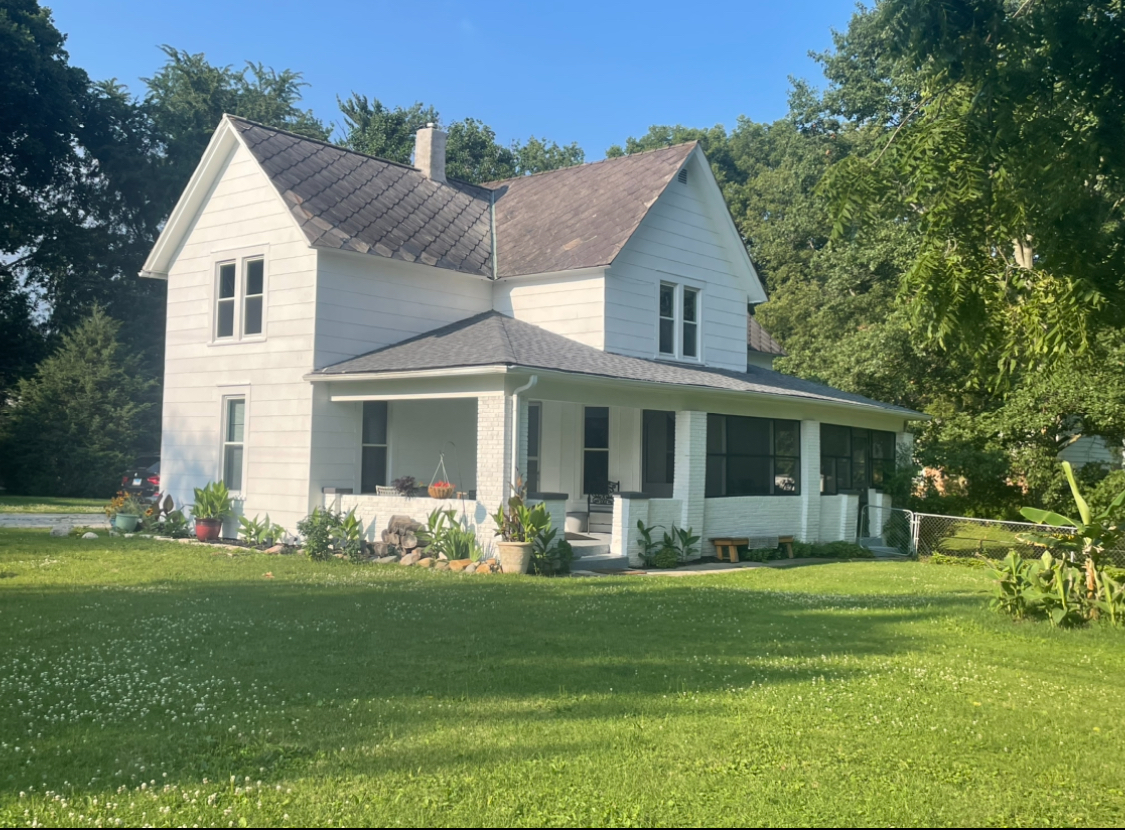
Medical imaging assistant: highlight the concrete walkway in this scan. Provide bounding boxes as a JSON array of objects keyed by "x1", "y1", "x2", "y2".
[
  {"x1": 571, "y1": 557, "x2": 873, "y2": 577},
  {"x1": 0, "y1": 513, "x2": 110, "y2": 529}
]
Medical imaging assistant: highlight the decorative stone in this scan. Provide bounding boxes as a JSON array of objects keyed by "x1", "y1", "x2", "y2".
[
  {"x1": 399, "y1": 552, "x2": 421, "y2": 566},
  {"x1": 437, "y1": 552, "x2": 449, "y2": 561},
  {"x1": 124, "y1": 533, "x2": 135, "y2": 538},
  {"x1": 388, "y1": 515, "x2": 424, "y2": 534},
  {"x1": 434, "y1": 560, "x2": 450, "y2": 571},
  {"x1": 375, "y1": 555, "x2": 399, "y2": 565},
  {"x1": 399, "y1": 531, "x2": 419, "y2": 551},
  {"x1": 417, "y1": 557, "x2": 435, "y2": 569},
  {"x1": 49, "y1": 525, "x2": 72, "y2": 537},
  {"x1": 265, "y1": 544, "x2": 287, "y2": 554},
  {"x1": 464, "y1": 563, "x2": 478, "y2": 574},
  {"x1": 448, "y1": 559, "x2": 473, "y2": 572},
  {"x1": 82, "y1": 532, "x2": 98, "y2": 539}
]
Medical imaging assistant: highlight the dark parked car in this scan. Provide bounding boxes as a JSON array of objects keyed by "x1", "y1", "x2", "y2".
[{"x1": 120, "y1": 456, "x2": 160, "y2": 500}]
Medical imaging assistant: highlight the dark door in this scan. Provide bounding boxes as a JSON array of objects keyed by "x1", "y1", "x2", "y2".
[{"x1": 642, "y1": 410, "x2": 676, "y2": 498}]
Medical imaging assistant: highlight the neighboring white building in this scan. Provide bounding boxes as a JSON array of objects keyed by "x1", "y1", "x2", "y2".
[{"x1": 141, "y1": 116, "x2": 924, "y2": 565}]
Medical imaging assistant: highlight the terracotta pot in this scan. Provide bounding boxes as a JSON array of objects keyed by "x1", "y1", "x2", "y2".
[
  {"x1": 194, "y1": 518, "x2": 222, "y2": 542},
  {"x1": 496, "y1": 541, "x2": 533, "y2": 574},
  {"x1": 114, "y1": 514, "x2": 140, "y2": 532}
]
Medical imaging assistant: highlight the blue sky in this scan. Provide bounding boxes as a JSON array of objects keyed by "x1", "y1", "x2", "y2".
[{"x1": 47, "y1": 0, "x2": 860, "y2": 158}]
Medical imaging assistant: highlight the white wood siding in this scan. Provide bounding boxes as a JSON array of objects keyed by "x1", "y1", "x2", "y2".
[
  {"x1": 160, "y1": 140, "x2": 318, "y2": 532},
  {"x1": 491, "y1": 271, "x2": 606, "y2": 349},
  {"x1": 309, "y1": 250, "x2": 493, "y2": 497},
  {"x1": 604, "y1": 153, "x2": 750, "y2": 371}
]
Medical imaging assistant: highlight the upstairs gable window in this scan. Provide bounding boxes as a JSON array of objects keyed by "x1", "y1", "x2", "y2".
[
  {"x1": 658, "y1": 282, "x2": 701, "y2": 360},
  {"x1": 214, "y1": 256, "x2": 266, "y2": 341}
]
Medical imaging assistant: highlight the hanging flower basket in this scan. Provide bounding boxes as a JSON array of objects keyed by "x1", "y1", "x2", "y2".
[{"x1": 428, "y1": 481, "x2": 455, "y2": 499}]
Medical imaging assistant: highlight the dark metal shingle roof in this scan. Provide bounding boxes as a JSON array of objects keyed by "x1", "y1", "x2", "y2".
[
  {"x1": 314, "y1": 311, "x2": 920, "y2": 416},
  {"x1": 230, "y1": 117, "x2": 494, "y2": 276}
]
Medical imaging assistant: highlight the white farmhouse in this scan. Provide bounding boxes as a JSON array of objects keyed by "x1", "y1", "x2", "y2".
[{"x1": 142, "y1": 116, "x2": 923, "y2": 565}]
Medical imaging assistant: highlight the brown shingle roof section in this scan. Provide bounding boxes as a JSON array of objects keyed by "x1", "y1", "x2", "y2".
[
  {"x1": 748, "y1": 316, "x2": 786, "y2": 356},
  {"x1": 229, "y1": 117, "x2": 494, "y2": 276},
  {"x1": 485, "y1": 143, "x2": 697, "y2": 277},
  {"x1": 314, "y1": 311, "x2": 920, "y2": 417}
]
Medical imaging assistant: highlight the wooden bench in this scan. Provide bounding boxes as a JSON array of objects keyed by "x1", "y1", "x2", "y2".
[{"x1": 710, "y1": 535, "x2": 796, "y2": 563}]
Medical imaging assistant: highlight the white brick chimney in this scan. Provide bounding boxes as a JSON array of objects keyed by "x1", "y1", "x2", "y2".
[{"x1": 414, "y1": 123, "x2": 447, "y2": 183}]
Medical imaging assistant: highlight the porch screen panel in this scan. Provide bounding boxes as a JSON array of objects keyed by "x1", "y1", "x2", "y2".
[
  {"x1": 642, "y1": 410, "x2": 676, "y2": 496},
  {"x1": 820, "y1": 425, "x2": 896, "y2": 492},
  {"x1": 583, "y1": 406, "x2": 610, "y2": 495},
  {"x1": 705, "y1": 414, "x2": 800, "y2": 497},
  {"x1": 361, "y1": 401, "x2": 388, "y2": 493},
  {"x1": 871, "y1": 430, "x2": 896, "y2": 487},
  {"x1": 526, "y1": 402, "x2": 541, "y2": 493}
]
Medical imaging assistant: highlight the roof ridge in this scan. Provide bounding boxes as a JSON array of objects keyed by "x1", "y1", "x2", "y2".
[
  {"x1": 223, "y1": 114, "x2": 490, "y2": 193},
  {"x1": 481, "y1": 141, "x2": 699, "y2": 189}
]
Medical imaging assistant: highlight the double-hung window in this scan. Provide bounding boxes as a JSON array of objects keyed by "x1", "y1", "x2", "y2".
[
  {"x1": 706, "y1": 414, "x2": 800, "y2": 497},
  {"x1": 583, "y1": 406, "x2": 610, "y2": 495},
  {"x1": 361, "y1": 401, "x2": 388, "y2": 493},
  {"x1": 222, "y1": 397, "x2": 246, "y2": 492},
  {"x1": 214, "y1": 256, "x2": 266, "y2": 341},
  {"x1": 658, "y1": 282, "x2": 700, "y2": 360}
]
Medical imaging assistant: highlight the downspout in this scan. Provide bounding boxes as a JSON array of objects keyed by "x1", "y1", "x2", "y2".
[{"x1": 510, "y1": 375, "x2": 538, "y2": 496}]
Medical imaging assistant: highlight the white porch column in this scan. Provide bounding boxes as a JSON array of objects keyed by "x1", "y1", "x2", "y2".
[
  {"x1": 672, "y1": 411, "x2": 708, "y2": 557},
  {"x1": 799, "y1": 419, "x2": 821, "y2": 542},
  {"x1": 476, "y1": 394, "x2": 511, "y2": 520}
]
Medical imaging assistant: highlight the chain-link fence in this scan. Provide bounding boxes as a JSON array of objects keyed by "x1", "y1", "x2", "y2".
[{"x1": 912, "y1": 511, "x2": 1125, "y2": 567}]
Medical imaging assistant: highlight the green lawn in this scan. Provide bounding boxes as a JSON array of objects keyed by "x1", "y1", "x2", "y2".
[
  {"x1": 0, "y1": 496, "x2": 106, "y2": 514},
  {"x1": 0, "y1": 530, "x2": 1122, "y2": 827}
]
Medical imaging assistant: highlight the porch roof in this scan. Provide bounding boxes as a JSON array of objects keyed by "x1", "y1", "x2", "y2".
[{"x1": 310, "y1": 311, "x2": 923, "y2": 417}]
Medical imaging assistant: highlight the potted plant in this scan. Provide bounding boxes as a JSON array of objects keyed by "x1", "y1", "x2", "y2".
[
  {"x1": 191, "y1": 480, "x2": 233, "y2": 542},
  {"x1": 107, "y1": 493, "x2": 146, "y2": 532},
  {"x1": 492, "y1": 488, "x2": 551, "y2": 574}
]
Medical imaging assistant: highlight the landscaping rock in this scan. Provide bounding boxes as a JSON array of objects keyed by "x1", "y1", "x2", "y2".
[
  {"x1": 124, "y1": 533, "x2": 135, "y2": 538},
  {"x1": 367, "y1": 541, "x2": 394, "y2": 558},
  {"x1": 464, "y1": 563, "x2": 478, "y2": 574},
  {"x1": 265, "y1": 544, "x2": 287, "y2": 554},
  {"x1": 434, "y1": 560, "x2": 450, "y2": 571},
  {"x1": 49, "y1": 525, "x2": 72, "y2": 537},
  {"x1": 448, "y1": 559, "x2": 473, "y2": 572},
  {"x1": 399, "y1": 552, "x2": 422, "y2": 566},
  {"x1": 388, "y1": 515, "x2": 424, "y2": 534},
  {"x1": 436, "y1": 552, "x2": 449, "y2": 561},
  {"x1": 417, "y1": 557, "x2": 435, "y2": 569},
  {"x1": 81, "y1": 532, "x2": 98, "y2": 539},
  {"x1": 375, "y1": 555, "x2": 399, "y2": 565}
]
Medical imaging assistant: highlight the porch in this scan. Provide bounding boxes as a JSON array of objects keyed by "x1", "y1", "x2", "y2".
[{"x1": 311, "y1": 370, "x2": 900, "y2": 566}]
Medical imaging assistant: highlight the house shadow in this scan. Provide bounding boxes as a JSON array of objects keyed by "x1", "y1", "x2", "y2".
[{"x1": 0, "y1": 574, "x2": 982, "y2": 794}]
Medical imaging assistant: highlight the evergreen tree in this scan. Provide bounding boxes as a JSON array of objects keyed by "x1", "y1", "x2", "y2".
[{"x1": 0, "y1": 308, "x2": 158, "y2": 497}]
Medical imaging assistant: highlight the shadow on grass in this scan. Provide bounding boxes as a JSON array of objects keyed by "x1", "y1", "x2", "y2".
[{"x1": 0, "y1": 574, "x2": 982, "y2": 793}]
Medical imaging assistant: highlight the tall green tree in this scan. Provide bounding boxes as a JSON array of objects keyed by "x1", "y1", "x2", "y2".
[
  {"x1": 338, "y1": 94, "x2": 583, "y2": 183},
  {"x1": 0, "y1": 308, "x2": 158, "y2": 497}
]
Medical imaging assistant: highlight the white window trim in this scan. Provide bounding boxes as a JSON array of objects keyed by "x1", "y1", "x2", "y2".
[
  {"x1": 655, "y1": 280, "x2": 703, "y2": 363},
  {"x1": 218, "y1": 387, "x2": 250, "y2": 496},
  {"x1": 210, "y1": 246, "x2": 269, "y2": 345}
]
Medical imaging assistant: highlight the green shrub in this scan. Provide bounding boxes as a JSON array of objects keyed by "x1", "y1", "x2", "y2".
[
  {"x1": 417, "y1": 508, "x2": 483, "y2": 561},
  {"x1": 531, "y1": 527, "x2": 573, "y2": 576},
  {"x1": 653, "y1": 548, "x2": 679, "y2": 569},
  {"x1": 636, "y1": 521, "x2": 663, "y2": 568},
  {"x1": 989, "y1": 550, "x2": 1125, "y2": 627},
  {"x1": 929, "y1": 552, "x2": 988, "y2": 568},
  {"x1": 238, "y1": 513, "x2": 285, "y2": 547},
  {"x1": 742, "y1": 546, "x2": 782, "y2": 563},
  {"x1": 297, "y1": 508, "x2": 364, "y2": 561},
  {"x1": 791, "y1": 540, "x2": 873, "y2": 559}
]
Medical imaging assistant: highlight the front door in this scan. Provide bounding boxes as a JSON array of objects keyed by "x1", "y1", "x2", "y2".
[{"x1": 642, "y1": 410, "x2": 676, "y2": 498}]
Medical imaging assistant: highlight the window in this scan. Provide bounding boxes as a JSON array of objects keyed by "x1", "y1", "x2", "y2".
[
  {"x1": 214, "y1": 255, "x2": 265, "y2": 341},
  {"x1": 659, "y1": 283, "x2": 675, "y2": 355},
  {"x1": 820, "y1": 425, "x2": 896, "y2": 494},
  {"x1": 243, "y1": 259, "x2": 264, "y2": 335},
  {"x1": 217, "y1": 263, "x2": 236, "y2": 338},
  {"x1": 682, "y1": 288, "x2": 698, "y2": 358},
  {"x1": 706, "y1": 414, "x2": 800, "y2": 497},
  {"x1": 361, "y1": 401, "x2": 388, "y2": 493},
  {"x1": 526, "y1": 402, "x2": 542, "y2": 493},
  {"x1": 222, "y1": 397, "x2": 246, "y2": 491},
  {"x1": 657, "y1": 282, "x2": 701, "y2": 360},
  {"x1": 583, "y1": 406, "x2": 610, "y2": 495}
]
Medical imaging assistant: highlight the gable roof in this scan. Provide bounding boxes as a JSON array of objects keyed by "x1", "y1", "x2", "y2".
[
  {"x1": 311, "y1": 311, "x2": 921, "y2": 418},
  {"x1": 231, "y1": 118, "x2": 494, "y2": 276},
  {"x1": 484, "y1": 143, "x2": 697, "y2": 277},
  {"x1": 141, "y1": 117, "x2": 732, "y2": 283},
  {"x1": 748, "y1": 317, "x2": 786, "y2": 356}
]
